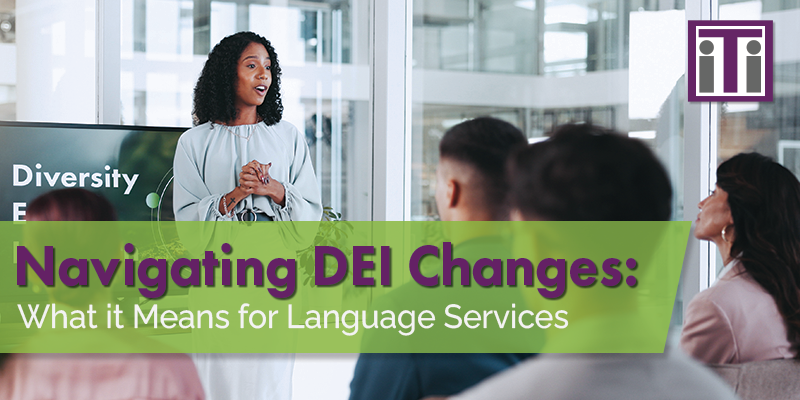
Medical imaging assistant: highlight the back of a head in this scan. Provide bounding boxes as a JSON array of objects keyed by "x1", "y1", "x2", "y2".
[
  {"x1": 439, "y1": 117, "x2": 527, "y2": 218},
  {"x1": 24, "y1": 189, "x2": 118, "y2": 309},
  {"x1": 508, "y1": 124, "x2": 672, "y2": 221},
  {"x1": 26, "y1": 188, "x2": 117, "y2": 222}
]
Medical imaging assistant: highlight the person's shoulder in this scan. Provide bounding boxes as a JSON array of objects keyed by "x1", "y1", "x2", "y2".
[
  {"x1": 449, "y1": 356, "x2": 542, "y2": 400},
  {"x1": 263, "y1": 120, "x2": 304, "y2": 149},
  {"x1": 267, "y1": 120, "x2": 300, "y2": 135},
  {"x1": 648, "y1": 352, "x2": 738, "y2": 399},
  {"x1": 181, "y1": 121, "x2": 214, "y2": 135},
  {"x1": 178, "y1": 122, "x2": 215, "y2": 145},
  {"x1": 350, "y1": 353, "x2": 418, "y2": 400},
  {"x1": 694, "y1": 268, "x2": 767, "y2": 310},
  {"x1": 692, "y1": 282, "x2": 730, "y2": 303},
  {"x1": 2, "y1": 353, "x2": 205, "y2": 399},
  {"x1": 129, "y1": 354, "x2": 205, "y2": 397},
  {"x1": 686, "y1": 283, "x2": 733, "y2": 321},
  {"x1": 453, "y1": 353, "x2": 737, "y2": 400}
]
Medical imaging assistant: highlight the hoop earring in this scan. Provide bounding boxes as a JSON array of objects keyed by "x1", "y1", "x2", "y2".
[{"x1": 722, "y1": 226, "x2": 730, "y2": 243}]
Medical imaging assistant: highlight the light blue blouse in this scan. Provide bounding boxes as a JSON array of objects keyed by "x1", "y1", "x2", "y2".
[
  {"x1": 174, "y1": 121, "x2": 314, "y2": 400},
  {"x1": 173, "y1": 120, "x2": 322, "y2": 223}
]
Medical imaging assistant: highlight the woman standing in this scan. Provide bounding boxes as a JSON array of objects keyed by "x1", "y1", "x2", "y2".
[
  {"x1": 174, "y1": 31, "x2": 321, "y2": 223},
  {"x1": 681, "y1": 153, "x2": 800, "y2": 364},
  {"x1": 173, "y1": 31, "x2": 322, "y2": 400}
]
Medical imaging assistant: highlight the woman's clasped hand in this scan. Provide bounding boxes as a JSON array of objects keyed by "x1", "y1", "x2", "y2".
[{"x1": 239, "y1": 160, "x2": 285, "y2": 206}]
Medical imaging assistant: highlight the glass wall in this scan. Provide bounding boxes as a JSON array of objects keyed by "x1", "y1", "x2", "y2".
[
  {"x1": 713, "y1": 0, "x2": 800, "y2": 278},
  {"x1": 0, "y1": 0, "x2": 755, "y2": 350},
  {"x1": 412, "y1": 0, "x2": 685, "y2": 77},
  {"x1": 1, "y1": 0, "x2": 97, "y2": 123},
  {"x1": 0, "y1": 0, "x2": 13, "y2": 121},
  {"x1": 119, "y1": 0, "x2": 366, "y2": 127},
  {"x1": 411, "y1": 0, "x2": 687, "y2": 221},
  {"x1": 1, "y1": 0, "x2": 371, "y2": 220},
  {"x1": 119, "y1": 0, "x2": 371, "y2": 220},
  {"x1": 0, "y1": 0, "x2": 750, "y2": 230},
  {"x1": 718, "y1": 0, "x2": 800, "y2": 166}
]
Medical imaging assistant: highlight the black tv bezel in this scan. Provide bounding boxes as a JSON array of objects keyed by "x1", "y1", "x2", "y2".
[{"x1": 0, "y1": 120, "x2": 189, "y2": 133}]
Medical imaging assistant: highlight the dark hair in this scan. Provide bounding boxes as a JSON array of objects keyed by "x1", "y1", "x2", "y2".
[
  {"x1": 24, "y1": 189, "x2": 117, "y2": 311},
  {"x1": 193, "y1": 31, "x2": 283, "y2": 126},
  {"x1": 716, "y1": 153, "x2": 800, "y2": 358},
  {"x1": 509, "y1": 123, "x2": 672, "y2": 221},
  {"x1": 439, "y1": 117, "x2": 527, "y2": 219},
  {"x1": 27, "y1": 188, "x2": 117, "y2": 221}
]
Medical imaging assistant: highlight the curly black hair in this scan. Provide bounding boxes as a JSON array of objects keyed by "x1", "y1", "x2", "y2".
[{"x1": 193, "y1": 31, "x2": 283, "y2": 126}]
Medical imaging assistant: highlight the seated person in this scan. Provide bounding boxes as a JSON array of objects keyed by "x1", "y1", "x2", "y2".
[
  {"x1": 681, "y1": 153, "x2": 800, "y2": 363},
  {"x1": 0, "y1": 188, "x2": 205, "y2": 400},
  {"x1": 349, "y1": 117, "x2": 533, "y2": 400},
  {"x1": 446, "y1": 124, "x2": 736, "y2": 400}
]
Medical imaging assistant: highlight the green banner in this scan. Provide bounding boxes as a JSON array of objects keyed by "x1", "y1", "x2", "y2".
[{"x1": 0, "y1": 221, "x2": 690, "y2": 353}]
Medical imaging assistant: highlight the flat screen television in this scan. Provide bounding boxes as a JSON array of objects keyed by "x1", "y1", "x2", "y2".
[
  {"x1": 0, "y1": 121, "x2": 185, "y2": 222},
  {"x1": 0, "y1": 122, "x2": 186, "y2": 314}
]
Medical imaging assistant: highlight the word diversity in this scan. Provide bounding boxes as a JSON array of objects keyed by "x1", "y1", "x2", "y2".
[{"x1": 16, "y1": 242, "x2": 638, "y2": 300}]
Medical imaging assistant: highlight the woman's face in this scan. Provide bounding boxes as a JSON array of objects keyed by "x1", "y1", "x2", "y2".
[
  {"x1": 234, "y1": 42, "x2": 272, "y2": 112},
  {"x1": 695, "y1": 185, "x2": 734, "y2": 241}
]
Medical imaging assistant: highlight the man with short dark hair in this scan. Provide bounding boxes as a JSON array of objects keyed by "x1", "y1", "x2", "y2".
[
  {"x1": 449, "y1": 123, "x2": 737, "y2": 400},
  {"x1": 435, "y1": 117, "x2": 527, "y2": 222},
  {"x1": 348, "y1": 117, "x2": 532, "y2": 400}
]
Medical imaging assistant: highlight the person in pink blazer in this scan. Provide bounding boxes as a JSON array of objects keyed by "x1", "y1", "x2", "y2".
[
  {"x1": 0, "y1": 189, "x2": 205, "y2": 400},
  {"x1": 681, "y1": 153, "x2": 800, "y2": 364}
]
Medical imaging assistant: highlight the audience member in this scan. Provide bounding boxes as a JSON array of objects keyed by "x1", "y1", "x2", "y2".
[
  {"x1": 446, "y1": 124, "x2": 736, "y2": 400},
  {"x1": 348, "y1": 117, "x2": 533, "y2": 400},
  {"x1": 0, "y1": 188, "x2": 205, "y2": 400},
  {"x1": 681, "y1": 153, "x2": 800, "y2": 363}
]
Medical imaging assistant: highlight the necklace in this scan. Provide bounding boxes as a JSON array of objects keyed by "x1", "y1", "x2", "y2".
[{"x1": 219, "y1": 124, "x2": 254, "y2": 141}]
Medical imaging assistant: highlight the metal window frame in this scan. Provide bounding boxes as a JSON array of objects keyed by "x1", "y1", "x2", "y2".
[
  {"x1": 93, "y1": 0, "x2": 718, "y2": 307},
  {"x1": 682, "y1": 0, "x2": 718, "y2": 315},
  {"x1": 370, "y1": 0, "x2": 411, "y2": 222},
  {"x1": 96, "y1": 0, "x2": 120, "y2": 124}
]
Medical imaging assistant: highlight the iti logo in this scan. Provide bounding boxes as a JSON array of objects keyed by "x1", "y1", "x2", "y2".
[{"x1": 688, "y1": 21, "x2": 773, "y2": 102}]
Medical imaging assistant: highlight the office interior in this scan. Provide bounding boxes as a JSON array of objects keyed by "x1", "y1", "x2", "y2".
[{"x1": 1, "y1": 0, "x2": 798, "y2": 398}]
